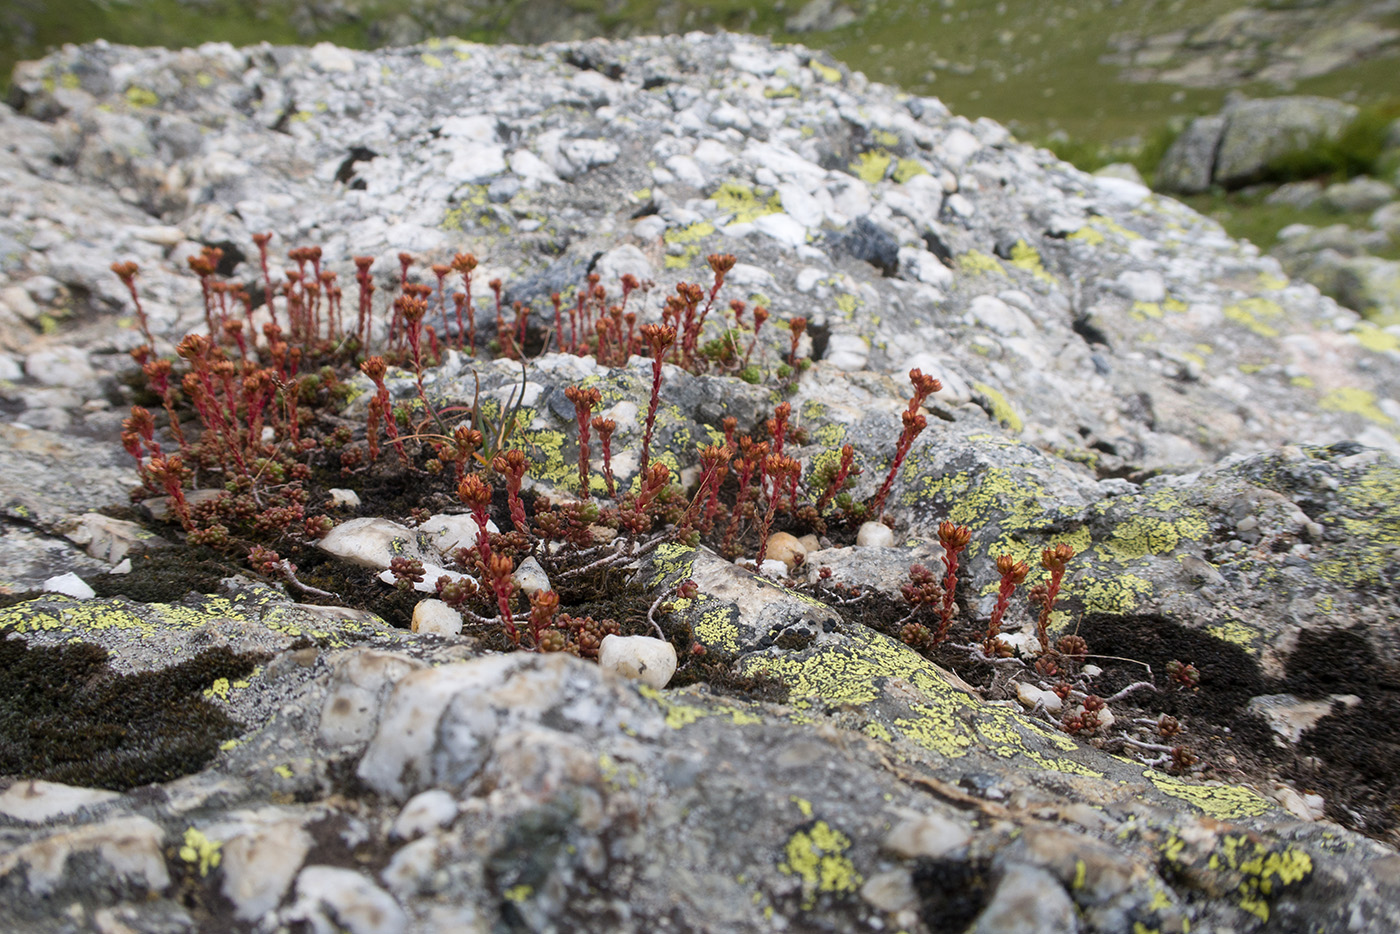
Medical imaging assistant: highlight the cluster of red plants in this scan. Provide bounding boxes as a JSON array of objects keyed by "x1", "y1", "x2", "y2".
[
  {"x1": 109, "y1": 237, "x2": 886, "y2": 643},
  {"x1": 113, "y1": 235, "x2": 1213, "y2": 770}
]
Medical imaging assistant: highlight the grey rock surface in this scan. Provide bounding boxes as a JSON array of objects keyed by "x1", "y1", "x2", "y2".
[{"x1": 1, "y1": 32, "x2": 1399, "y2": 934}]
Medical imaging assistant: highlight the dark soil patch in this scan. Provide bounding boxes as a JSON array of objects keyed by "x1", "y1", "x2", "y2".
[
  {"x1": 911, "y1": 856, "x2": 997, "y2": 931},
  {"x1": 1283, "y1": 627, "x2": 1400, "y2": 841},
  {"x1": 0, "y1": 632, "x2": 268, "y2": 789},
  {"x1": 88, "y1": 545, "x2": 242, "y2": 603}
]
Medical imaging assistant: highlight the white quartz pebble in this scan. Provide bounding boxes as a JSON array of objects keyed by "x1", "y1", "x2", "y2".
[{"x1": 597, "y1": 635, "x2": 677, "y2": 689}]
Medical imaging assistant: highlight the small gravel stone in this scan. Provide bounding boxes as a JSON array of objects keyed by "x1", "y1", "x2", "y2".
[
  {"x1": 884, "y1": 812, "x2": 972, "y2": 859},
  {"x1": 856, "y1": 521, "x2": 894, "y2": 548},
  {"x1": 597, "y1": 634, "x2": 677, "y2": 689},
  {"x1": 43, "y1": 571, "x2": 95, "y2": 599},
  {"x1": 412, "y1": 599, "x2": 463, "y2": 636},
  {"x1": 765, "y1": 531, "x2": 808, "y2": 570}
]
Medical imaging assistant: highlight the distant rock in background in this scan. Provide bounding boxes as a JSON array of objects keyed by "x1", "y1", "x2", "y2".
[
  {"x1": 1105, "y1": 0, "x2": 1400, "y2": 90},
  {"x1": 1155, "y1": 96, "x2": 1357, "y2": 194}
]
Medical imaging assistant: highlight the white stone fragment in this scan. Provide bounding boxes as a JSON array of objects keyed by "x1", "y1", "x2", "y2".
[
  {"x1": 439, "y1": 114, "x2": 497, "y2": 141},
  {"x1": 664, "y1": 154, "x2": 706, "y2": 187},
  {"x1": 0, "y1": 816, "x2": 168, "y2": 897},
  {"x1": 287, "y1": 865, "x2": 408, "y2": 934},
  {"x1": 63, "y1": 512, "x2": 155, "y2": 564},
  {"x1": 945, "y1": 192, "x2": 975, "y2": 217},
  {"x1": 319, "y1": 650, "x2": 425, "y2": 748},
  {"x1": 884, "y1": 812, "x2": 972, "y2": 859},
  {"x1": 727, "y1": 262, "x2": 777, "y2": 290},
  {"x1": 779, "y1": 182, "x2": 826, "y2": 228},
  {"x1": 1015, "y1": 682, "x2": 1063, "y2": 713},
  {"x1": 558, "y1": 138, "x2": 620, "y2": 177},
  {"x1": 25, "y1": 346, "x2": 94, "y2": 386},
  {"x1": 856, "y1": 521, "x2": 894, "y2": 548},
  {"x1": 358, "y1": 658, "x2": 521, "y2": 799},
  {"x1": 445, "y1": 141, "x2": 507, "y2": 183},
  {"x1": 129, "y1": 224, "x2": 184, "y2": 246},
  {"x1": 512, "y1": 556, "x2": 551, "y2": 596},
  {"x1": 899, "y1": 247, "x2": 954, "y2": 287},
  {"x1": 1094, "y1": 174, "x2": 1152, "y2": 208},
  {"x1": 824, "y1": 333, "x2": 869, "y2": 371},
  {"x1": 328, "y1": 488, "x2": 361, "y2": 508},
  {"x1": 594, "y1": 243, "x2": 654, "y2": 284},
  {"x1": 318, "y1": 517, "x2": 432, "y2": 570},
  {"x1": 309, "y1": 42, "x2": 355, "y2": 73},
  {"x1": 752, "y1": 212, "x2": 809, "y2": 247},
  {"x1": 418, "y1": 514, "x2": 500, "y2": 556},
  {"x1": 757, "y1": 558, "x2": 790, "y2": 579},
  {"x1": 0, "y1": 781, "x2": 119, "y2": 824},
  {"x1": 1270, "y1": 784, "x2": 1327, "y2": 822},
  {"x1": 508, "y1": 149, "x2": 561, "y2": 184},
  {"x1": 828, "y1": 175, "x2": 872, "y2": 220},
  {"x1": 221, "y1": 814, "x2": 313, "y2": 922},
  {"x1": 861, "y1": 869, "x2": 917, "y2": 912},
  {"x1": 597, "y1": 634, "x2": 677, "y2": 689},
  {"x1": 1116, "y1": 269, "x2": 1167, "y2": 303},
  {"x1": 392, "y1": 789, "x2": 459, "y2": 841},
  {"x1": 43, "y1": 571, "x2": 95, "y2": 599},
  {"x1": 938, "y1": 127, "x2": 981, "y2": 167},
  {"x1": 967, "y1": 294, "x2": 1033, "y2": 337},
  {"x1": 412, "y1": 599, "x2": 463, "y2": 636}
]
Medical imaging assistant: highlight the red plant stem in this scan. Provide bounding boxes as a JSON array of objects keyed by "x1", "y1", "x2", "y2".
[
  {"x1": 492, "y1": 451, "x2": 531, "y2": 536},
  {"x1": 988, "y1": 580, "x2": 1016, "y2": 646},
  {"x1": 488, "y1": 554, "x2": 519, "y2": 645},
  {"x1": 936, "y1": 546, "x2": 962, "y2": 640},
  {"x1": 196, "y1": 274, "x2": 215, "y2": 336},
  {"x1": 550, "y1": 292, "x2": 563, "y2": 353},
  {"x1": 744, "y1": 305, "x2": 769, "y2": 368},
  {"x1": 768, "y1": 401, "x2": 790, "y2": 456},
  {"x1": 592, "y1": 417, "x2": 616, "y2": 498},
  {"x1": 284, "y1": 375, "x2": 302, "y2": 447},
  {"x1": 143, "y1": 360, "x2": 187, "y2": 451},
  {"x1": 638, "y1": 324, "x2": 674, "y2": 476},
  {"x1": 755, "y1": 456, "x2": 784, "y2": 569},
  {"x1": 490, "y1": 279, "x2": 503, "y2": 347},
  {"x1": 934, "y1": 522, "x2": 971, "y2": 642},
  {"x1": 150, "y1": 455, "x2": 190, "y2": 530},
  {"x1": 434, "y1": 266, "x2": 450, "y2": 336},
  {"x1": 565, "y1": 386, "x2": 600, "y2": 498},
  {"x1": 570, "y1": 292, "x2": 583, "y2": 354},
  {"x1": 353, "y1": 259, "x2": 373, "y2": 349},
  {"x1": 871, "y1": 369, "x2": 943, "y2": 518},
  {"x1": 724, "y1": 456, "x2": 755, "y2": 555},
  {"x1": 253, "y1": 234, "x2": 279, "y2": 328},
  {"x1": 1035, "y1": 545, "x2": 1074, "y2": 653},
  {"x1": 111, "y1": 263, "x2": 153, "y2": 346},
  {"x1": 787, "y1": 316, "x2": 806, "y2": 367}
]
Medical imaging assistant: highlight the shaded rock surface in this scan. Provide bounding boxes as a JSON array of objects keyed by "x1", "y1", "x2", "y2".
[{"x1": 0, "y1": 32, "x2": 1399, "y2": 934}]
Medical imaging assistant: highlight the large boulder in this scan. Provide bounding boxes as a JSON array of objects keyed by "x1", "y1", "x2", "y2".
[
  {"x1": 1215, "y1": 96, "x2": 1357, "y2": 189},
  {"x1": 2, "y1": 32, "x2": 1400, "y2": 934},
  {"x1": 1156, "y1": 96, "x2": 1358, "y2": 193}
]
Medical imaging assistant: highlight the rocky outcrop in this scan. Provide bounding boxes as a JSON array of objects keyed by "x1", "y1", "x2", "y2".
[
  {"x1": 1, "y1": 33, "x2": 1400, "y2": 934},
  {"x1": 1105, "y1": 0, "x2": 1400, "y2": 89},
  {"x1": 1155, "y1": 96, "x2": 1357, "y2": 193}
]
